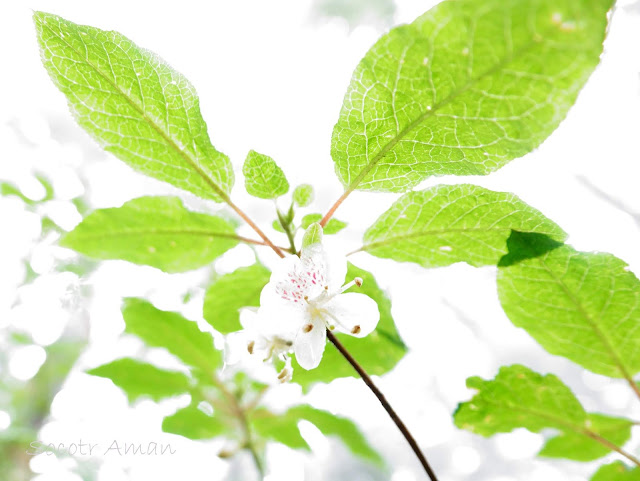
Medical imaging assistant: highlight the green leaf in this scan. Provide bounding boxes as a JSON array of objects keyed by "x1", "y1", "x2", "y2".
[
  {"x1": 203, "y1": 264, "x2": 271, "y2": 333},
  {"x1": 34, "y1": 12, "x2": 233, "y2": 201},
  {"x1": 455, "y1": 365, "x2": 586, "y2": 435},
  {"x1": 362, "y1": 184, "x2": 566, "y2": 267},
  {"x1": 455, "y1": 365, "x2": 632, "y2": 462},
  {"x1": 61, "y1": 196, "x2": 239, "y2": 273},
  {"x1": 292, "y1": 263, "x2": 406, "y2": 389},
  {"x1": 288, "y1": 406, "x2": 383, "y2": 466},
  {"x1": 87, "y1": 358, "x2": 190, "y2": 403},
  {"x1": 293, "y1": 184, "x2": 314, "y2": 207},
  {"x1": 332, "y1": 0, "x2": 613, "y2": 192},
  {"x1": 591, "y1": 462, "x2": 640, "y2": 481},
  {"x1": 250, "y1": 406, "x2": 381, "y2": 465},
  {"x1": 162, "y1": 405, "x2": 228, "y2": 440},
  {"x1": 250, "y1": 408, "x2": 308, "y2": 449},
  {"x1": 242, "y1": 150, "x2": 289, "y2": 199},
  {"x1": 272, "y1": 219, "x2": 285, "y2": 233},
  {"x1": 123, "y1": 298, "x2": 221, "y2": 372},
  {"x1": 302, "y1": 223, "x2": 323, "y2": 248},
  {"x1": 539, "y1": 414, "x2": 632, "y2": 462},
  {"x1": 497, "y1": 235, "x2": 640, "y2": 379},
  {"x1": 301, "y1": 214, "x2": 347, "y2": 235}
]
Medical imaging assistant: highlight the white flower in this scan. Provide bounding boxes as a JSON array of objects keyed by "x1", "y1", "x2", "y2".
[
  {"x1": 260, "y1": 241, "x2": 380, "y2": 370},
  {"x1": 224, "y1": 308, "x2": 295, "y2": 382}
]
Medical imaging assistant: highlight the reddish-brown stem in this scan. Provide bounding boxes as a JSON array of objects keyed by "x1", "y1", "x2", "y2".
[
  {"x1": 225, "y1": 197, "x2": 286, "y2": 258},
  {"x1": 320, "y1": 189, "x2": 352, "y2": 227},
  {"x1": 326, "y1": 330, "x2": 439, "y2": 481}
]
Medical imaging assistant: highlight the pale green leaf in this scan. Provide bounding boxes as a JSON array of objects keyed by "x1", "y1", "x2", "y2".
[
  {"x1": 301, "y1": 214, "x2": 347, "y2": 235},
  {"x1": 243, "y1": 150, "x2": 289, "y2": 199},
  {"x1": 293, "y1": 184, "x2": 314, "y2": 207},
  {"x1": 34, "y1": 12, "x2": 233, "y2": 201},
  {"x1": 332, "y1": 0, "x2": 613, "y2": 192},
  {"x1": 302, "y1": 223, "x2": 323, "y2": 248},
  {"x1": 362, "y1": 184, "x2": 566, "y2": 267},
  {"x1": 292, "y1": 263, "x2": 406, "y2": 389},
  {"x1": 591, "y1": 462, "x2": 640, "y2": 481},
  {"x1": 455, "y1": 365, "x2": 586, "y2": 435},
  {"x1": 123, "y1": 298, "x2": 221, "y2": 372},
  {"x1": 497, "y1": 233, "x2": 640, "y2": 379},
  {"x1": 272, "y1": 219, "x2": 285, "y2": 233},
  {"x1": 87, "y1": 358, "x2": 190, "y2": 403},
  {"x1": 61, "y1": 196, "x2": 238, "y2": 272},
  {"x1": 455, "y1": 365, "x2": 632, "y2": 463},
  {"x1": 288, "y1": 406, "x2": 383, "y2": 465},
  {"x1": 539, "y1": 414, "x2": 632, "y2": 462},
  {"x1": 250, "y1": 406, "x2": 381, "y2": 465},
  {"x1": 162, "y1": 405, "x2": 228, "y2": 440},
  {"x1": 250, "y1": 408, "x2": 307, "y2": 449},
  {"x1": 203, "y1": 264, "x2": 271, "y2": 333}
]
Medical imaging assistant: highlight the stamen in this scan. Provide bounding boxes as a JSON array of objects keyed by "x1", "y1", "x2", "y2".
[
  {"x1": 351, "y1": 325, "x2": 361, "y2": 334},
  {"x1": 247, "y1": 340, "x2": 255, "y2": 355},
  {"x1": 303, "y1": 323, "x2": 314, "y2": 333},
  {"x1": 339, "y1": 277, "x2": 364, "y2": 294}
]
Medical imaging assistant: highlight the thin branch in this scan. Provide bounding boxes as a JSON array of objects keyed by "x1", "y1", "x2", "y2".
[
  {"x1": 225, "y1": 197, "x2": 286, "y2": 258},
  {"x1": 212, "y1": 376, "x2": 265, "y2": 479},
  {"x1": 326, "y1": 330, "x2": 439, "y2": 481}
]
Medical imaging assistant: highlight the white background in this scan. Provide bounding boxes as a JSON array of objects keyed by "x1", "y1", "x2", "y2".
[{"x1": 1, "y1": 0, "x2": 640, "y2": 480}]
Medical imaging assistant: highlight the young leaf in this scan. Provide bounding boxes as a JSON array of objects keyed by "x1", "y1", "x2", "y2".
[
  {"x1": 455, "y1": 365, "x2": 632, "y2": 462},
  {"x1": 162, "y1": 405, "x2": 228, "y2": 440},
  {"x1": 87, "y1": 358, "x2": 190, "y2": 403},
  {"x1": 203, "y1": 264, "x2": 271, "y2": 333},
  {"x1": 362, "y1": 184, "x2": 566, "y2": 267},
  {"x1": 123, "y1": 298, "x2": 221, "y2": 372},
  {"x1": 292, "y1": 263, "x2": 406, "y2": 389},
  {"x1": 539, "y1": 414, "x2": 632, "y2": 462},
  {"x1": 34, "y1": 12, "x2": 233, "y2": 201},
  {"x1": 302, "y1": 223, "x2": 323, "y2": 248},
  {"x1": 591, "y1": 462, "x2": 640, "y2": 481},
  {"x1": 242, "y1": 150, "x2": 289, "y2": 199},
  {"x1": 272, "y1": 220, "x2": 285, "y2": 233},
  {"x1": 332, "y1": 0, "x2": 613, "y2": 192},
  {"x1": 497, "y1": 235, "x2": 640, "y2": 380},
  {"x1": 250, "y1": 406, "x2": 382, "y2": 465},
  {"x1": 301, "y1": 214, "x2": 347, "y2": 235},
  {"x1": 293, "y1": 184, "x2": 314, "y2": 207},
  {"x1": 61, "y1": 196, "x2": 239, "y2": 273}
]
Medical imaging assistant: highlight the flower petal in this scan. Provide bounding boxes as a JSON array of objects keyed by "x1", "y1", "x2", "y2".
[
  {"x1": 294, "y1": 318, "x2": 326, "y2": 370},
  {"x1": 325, "y1": 293, "x2": 380, "y2": 338}
]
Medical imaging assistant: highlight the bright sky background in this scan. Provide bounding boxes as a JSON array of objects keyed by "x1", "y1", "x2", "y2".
[{"x1": 1, "y1": 1, "x2": 640, "y2": 480}]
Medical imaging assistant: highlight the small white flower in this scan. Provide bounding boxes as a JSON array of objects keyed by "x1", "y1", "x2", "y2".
[
  {"x1": 224, "y1": 308, "x2": 295, "y2": 382},
  {"x1": 260, "y1": 239, "x2": 380, "y2": 370}
]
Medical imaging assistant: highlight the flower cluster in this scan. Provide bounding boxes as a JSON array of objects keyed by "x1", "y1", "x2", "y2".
[{"x1": 225, "y1": 227, "x2": 380, "y2": 381}]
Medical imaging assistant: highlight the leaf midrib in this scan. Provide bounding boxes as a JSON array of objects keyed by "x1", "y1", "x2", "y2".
[
  {"x1": 362, "y1": 226, "x2": 519, "y2": 251},
  {"x1": 66, "y1": 228, "x2": 238, "y2": 242},
  {"x1": 40, "y1": 18, "x2": 228, "y2": 201},
  {"x1": 537, "y1": 254, "x2": 634, "y2": 382},
  {"x1": 346, "y1": 26, "x2": 554, "y2": 191}
]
